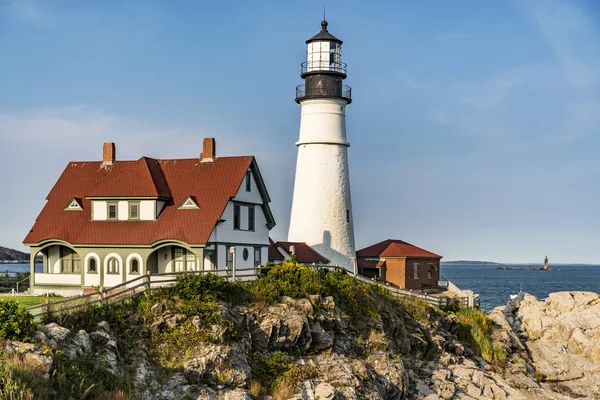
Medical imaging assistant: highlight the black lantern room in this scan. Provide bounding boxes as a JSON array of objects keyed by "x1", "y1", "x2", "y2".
[{"x1": 296, "y1": 20, "x2": 352, "y2": 104}]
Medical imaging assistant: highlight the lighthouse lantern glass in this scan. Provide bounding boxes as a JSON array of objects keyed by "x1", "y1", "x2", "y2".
[{"x1": 306, "y1": 40, "x2": 342, "y2": 73}]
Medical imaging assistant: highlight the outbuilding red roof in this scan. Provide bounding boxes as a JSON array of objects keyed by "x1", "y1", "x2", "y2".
[
  {"x1": 276, "y1": 241, "x2": 329, "y2": 264},
  {"x1": 357, "y1": 239, "x2": 442, "y2": 259},
  {"x1": 24, "y1": 155, "x2": 270, "y2": 246},
  {"x1": 268, "y1": 238, "x2": 285, "y2": 261}
]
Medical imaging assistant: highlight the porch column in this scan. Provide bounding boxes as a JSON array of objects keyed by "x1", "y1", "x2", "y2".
[{"x1": 29, "y1": 247, "x2": 37, "y2": 291}]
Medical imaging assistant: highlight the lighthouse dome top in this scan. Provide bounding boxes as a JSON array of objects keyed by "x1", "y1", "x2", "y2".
[{"x1": 306, "y1": 19, "x2": 343, "y2": 44}]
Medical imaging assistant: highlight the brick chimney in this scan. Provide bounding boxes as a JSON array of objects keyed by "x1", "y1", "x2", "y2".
[
  {"x1": 200, "y1": 138, "x2": 216, "y2": 162},
  {"x1": 103, "y1": 142, "x2": 116, "y2": 166}
]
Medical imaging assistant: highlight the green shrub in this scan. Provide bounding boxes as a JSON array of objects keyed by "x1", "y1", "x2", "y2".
[
  {"x1": 176, "y1": 273, "x2": 229, "y2": 302},
  {"x1": 0, "y1": 299, "x2": 35, "y2": 341}
]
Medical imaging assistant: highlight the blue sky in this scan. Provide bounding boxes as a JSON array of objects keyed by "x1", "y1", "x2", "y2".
[{"x1": 0, "y1": 0, "x2": 598, "y2": 263}]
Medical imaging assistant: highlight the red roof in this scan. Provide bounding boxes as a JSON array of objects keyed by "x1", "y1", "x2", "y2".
[
  {"x1": 268, "y1": 238, "x2": 284, "y2": 261},
  {"x1": 88, "y1": 157, "x2": 171, "y2": 198},
  {"x1": 276, "y1": 241, "x2": 329, "y2": 264},
  {"x1": 24, "y1": 156, "x2": 271, "y2": 246},
  {"x1": 357, "y1": 239, "x2": 442, "y2": 259}
]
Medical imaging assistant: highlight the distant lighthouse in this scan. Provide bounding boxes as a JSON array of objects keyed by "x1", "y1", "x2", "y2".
[{"x1": 288, "y1": 19, "x2": 356, "y2": 268}]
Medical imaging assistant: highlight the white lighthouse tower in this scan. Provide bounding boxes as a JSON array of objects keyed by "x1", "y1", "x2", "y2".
[{"x1": 288, "y1": 19, "x2": 356, "y2": 268}]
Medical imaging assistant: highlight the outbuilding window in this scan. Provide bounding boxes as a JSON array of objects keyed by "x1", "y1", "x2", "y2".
[
  {"x1": 427, "y1": 264, "x2": 434, "y2": 279},
  {"x1": 413, "y1": 263, "x2": 419, "y2": 280}
]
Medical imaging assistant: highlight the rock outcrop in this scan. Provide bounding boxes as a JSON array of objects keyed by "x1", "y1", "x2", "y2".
[
  {"x1": 5, "y1": 290, "x2": 600, "y2": 399},
  {"x1": 487, "y1": 291, "x2": 600, "y2": 399}
]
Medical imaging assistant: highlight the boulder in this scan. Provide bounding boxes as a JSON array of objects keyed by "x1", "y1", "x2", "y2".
[
  {"x1": 45, "y1": 322, "x2": 70, "y2": 341},
  {"x1": 183, "y1": 344, "x2": 250, "y2": 388}
]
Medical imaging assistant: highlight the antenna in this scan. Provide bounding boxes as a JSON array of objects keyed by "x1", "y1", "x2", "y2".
[{"x1": 323, "y1": 5, "x2": 326, "y2": 21}]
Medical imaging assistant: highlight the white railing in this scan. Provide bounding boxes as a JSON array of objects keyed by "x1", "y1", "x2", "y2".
[{"x1": 26, "y1": 265, "x2": 478, "y2": 317}]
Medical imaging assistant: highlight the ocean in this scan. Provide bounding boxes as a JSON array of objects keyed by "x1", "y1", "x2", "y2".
[
  {"x1": 5, "y1": 263, "x2": 599, "y2": 312},
  {"x1": 441, "y1": 263, "x2": 600, "y2": 311}
]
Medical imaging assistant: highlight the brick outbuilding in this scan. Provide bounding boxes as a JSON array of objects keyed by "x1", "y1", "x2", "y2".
[{"x1": 357, "y1": 239, "x2": 442, "y2": 290}]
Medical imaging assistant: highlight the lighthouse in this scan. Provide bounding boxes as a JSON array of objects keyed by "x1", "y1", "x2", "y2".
[{"x1": 288, "y1": 19, "x2": 356, "y2": 268}]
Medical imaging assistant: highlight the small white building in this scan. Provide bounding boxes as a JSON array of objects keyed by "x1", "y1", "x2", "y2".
[{"x1": 23, "y1": 138, "x2": 276, "y2": 295}]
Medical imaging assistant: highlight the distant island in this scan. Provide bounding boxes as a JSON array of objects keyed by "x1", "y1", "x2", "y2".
[
  {"x1": 442, "y1": 260, "x2": 500, "y2": 265},
  {"x1": 0, "y1": 246, "x2": 41, "y2": 264}
]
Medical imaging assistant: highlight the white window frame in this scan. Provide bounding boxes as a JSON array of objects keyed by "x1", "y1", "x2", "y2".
[{"x1": 413, "y1": 263, "x2": 419, "y2": 280}]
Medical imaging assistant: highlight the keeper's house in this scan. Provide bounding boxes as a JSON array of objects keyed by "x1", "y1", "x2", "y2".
[
  {"x1": 357, "y1": 239, "x2": 442, "y2": 290},
  {"x1": 23, "y1": 139, "x2": 275, "y2": 296}
]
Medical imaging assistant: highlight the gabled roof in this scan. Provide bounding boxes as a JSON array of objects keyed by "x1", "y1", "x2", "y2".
[
  {"x1": 276, "y1": 241, "x2": 329, "y2": 264},
  {"x1": 24, "y1": 155, "x2": 275, "y2": 246},
  {"x1": 357, "y1": 239, "x2": 442, "y2": 259},
  {"x1": 88, "y1": 157, "x2": 171, "y2": 198},
  {"x1": 268, "y1": 238, "x2": 284, "y2": 261}
]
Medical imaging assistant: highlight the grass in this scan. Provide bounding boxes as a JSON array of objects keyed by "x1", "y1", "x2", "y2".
[
  {"x1": 450, "y1": 307, "x2": 507, "y2": 367},
  {"x1": 0, "y1": 295, "x2": 62, "y2": 308}
]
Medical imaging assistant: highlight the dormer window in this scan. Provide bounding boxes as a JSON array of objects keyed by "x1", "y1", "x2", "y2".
[
  {"x1": 129, "y1": 202, "x2": 139, "y2": 220},
  {"x1": 64, "y1": 198, "x2": 83, "y2": 211},
  {"x1": 107, "y1": 202, "x2": 118, "y2": 220},
  {"x1": 178, "y1": 196, "x2": 199, "y2": 209}
]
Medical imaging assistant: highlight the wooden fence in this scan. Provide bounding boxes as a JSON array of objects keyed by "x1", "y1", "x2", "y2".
[{"x1": 25, "y1": 265, "x2": 478, "y2": 318}]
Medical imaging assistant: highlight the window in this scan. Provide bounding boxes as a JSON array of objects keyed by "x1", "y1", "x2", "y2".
[
  {"x1": 129, "y1": 202, "x2": 139, "y2": 220},
  {"x1": 346, "y1": 209, "x2": 350, "y2": 223},
  {"x1": 107, "y1": 257, "x2": 119, "y2": 274},
  {"x1": 60, "y1": 247, "x2": 80, "y2": 273},
  {"x1": 226, "y1": 247, "x2": 234, "y2": 269},
  {"x1": 233, "y1": 204, "x2": 240, "y2": 230},
  {"x1": 174, "y1": 248, "x2": 185, "y2": 272},
  {"x1": 130, "y1": 259, "x2": 139, "y2": 274},
  {"x1": 245, "y1": 171, "x2": 251, "y2": 192},
  {"x1": 108, "y1": 203, "x2": 118, "y2": 220},
  {"x1": 248, "y1": 206, "x2": 255, "y2": 231},
  {"x1": 243, "y1": 248, "x2": 249, "y2": 261},
  {"x1": 89, "y1": 258, "x2": 97, "y2": 273},
  {"x1": 186, "y1": 251, "x2": 196, "y2": 271},
  {"x1": 254, "y1": 248, "x2": 261, "y2": 268},
  {"x1": 413, "y1": 263, "x2": 419, "y2": 280},
  {"x1": 428, "y1": 264, "x2": 433, "y2": 280}
]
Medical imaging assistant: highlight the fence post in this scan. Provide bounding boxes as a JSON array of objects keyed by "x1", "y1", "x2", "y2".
[{"x1": 146, "y1": 272, "x2": 151, "y2": 291}]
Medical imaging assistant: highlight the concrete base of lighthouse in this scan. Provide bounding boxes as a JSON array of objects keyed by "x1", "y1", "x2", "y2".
[{"x1": 288, "y1": 98, "x2": 356, "y2": 269}]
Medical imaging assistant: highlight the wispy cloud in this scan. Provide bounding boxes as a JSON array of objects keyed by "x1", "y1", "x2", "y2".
[{"x1": 521, "y1": 0, "x2": 599, "y2": 89}]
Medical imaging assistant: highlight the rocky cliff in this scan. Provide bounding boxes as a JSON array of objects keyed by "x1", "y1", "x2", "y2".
[{"x1": 1, "y1": 266, "x2": 599, "y2": 399}]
